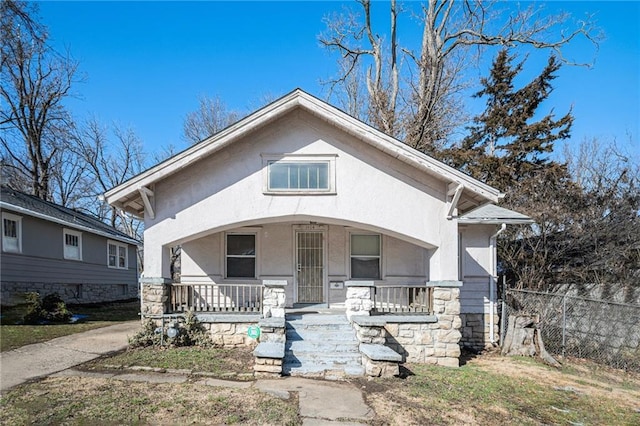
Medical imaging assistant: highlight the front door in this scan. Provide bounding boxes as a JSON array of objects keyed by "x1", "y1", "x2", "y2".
[{"x1": 296, "y1": 231, "x2": 325, "y2": 303}]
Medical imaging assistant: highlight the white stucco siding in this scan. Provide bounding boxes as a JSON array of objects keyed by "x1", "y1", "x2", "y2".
[
  {"x1": 144, "y1": 110, "x2": 457, "y2": 279},
  {"x1": 459, "y1": 225, "x2": 496, "y2": 314},
  {"x1": 178, "y1": 222, "x2": 431, "y2": 307}
]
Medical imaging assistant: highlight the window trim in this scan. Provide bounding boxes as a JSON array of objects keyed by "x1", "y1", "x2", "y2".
[
  {"x1": 261, "y1": 154, "x2": 337, "y2": 195},
  {"x1": 224, "y1": 232, "x2": 259, "y2": 279},
  {"x1": 63, "y1": 228, "x2": 83, "y2": 261},
  {"x1": 2, "y1": 212, "x2": 22, "y2": 253},
  {"x1": 107, "y1": 240, "x2": 128, "y2": 269},
  {"x1": 349, "y1": 232, "x2": 382, "y2": 280}
]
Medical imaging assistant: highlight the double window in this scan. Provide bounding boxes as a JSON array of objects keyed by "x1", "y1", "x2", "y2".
[
  {"x1": 108, "y1": 241, "x2": 128, "y2": 269},
  {"x1": 263, "y1": 154, "x2": 336, "y2": 194},
  {"x1": 226, "y1": 234, "x2": 256, "y2": 278},
  {"x1": 2, "y1": 212, "x2": 21, "y2": 253},
  {"x1": 350, "y1": 234, "x2": 381, "y2": 279},
  {"x1": 63, "y1": 229, "x2": 82, "y2": 260}
]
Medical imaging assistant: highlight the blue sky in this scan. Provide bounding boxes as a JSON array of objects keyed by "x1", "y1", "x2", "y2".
[{"x1": 38, "y1": 1, "x2": 639, "y2": 157}]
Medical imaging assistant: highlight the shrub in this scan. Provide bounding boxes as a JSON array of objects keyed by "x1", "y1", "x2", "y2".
[
  {"x1": 128, "y1": 318, "x2": 163, "y2": 348},
  {"x1": 168, "y1": 310, "x2": 212, "y2": 348},
  {"x1": 128, "y1": 311, "x2": 212, "y2": 348},
  {"x1": 23, "y1": 292, "x2": 72, "y2": 324}
]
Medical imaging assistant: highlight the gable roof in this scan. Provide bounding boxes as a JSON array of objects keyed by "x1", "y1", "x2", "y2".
[
  {"x1": 105, "y1": 89, "x2": 504, "y2": 217},
  {"x1": 0, "y1": 186, "x2": 139, "y2": 245},
  {"x1": 458, "y1": 203, "x2": 533, "y2": 225}
]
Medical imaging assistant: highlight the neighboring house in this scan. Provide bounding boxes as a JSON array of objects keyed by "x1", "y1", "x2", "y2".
[
  {"x1": 105, "y1": 89, "x2": 531, "y2": 373},
  {"x1": 1, "y1": 186, "x2": 139, "y2": 305}
]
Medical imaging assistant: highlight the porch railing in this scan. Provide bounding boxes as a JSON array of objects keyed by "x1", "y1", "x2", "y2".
[
  {"x1": 170, "y1": 283, "x2": 263, "y2": 313},
  {"x1": 372, "y1": 286, "x2": 433, "y2": 314}
]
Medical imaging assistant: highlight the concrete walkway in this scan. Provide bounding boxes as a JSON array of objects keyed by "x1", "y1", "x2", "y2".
[
  {"x1": 0, "y1": 320, "x2": 140, "y2": 392},
  {"x1": 1, "y1": 321, "x2": 375, "y2": 425}
]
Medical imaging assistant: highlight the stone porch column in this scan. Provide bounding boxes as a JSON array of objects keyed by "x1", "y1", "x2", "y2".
[
  {"x1": 345, "y1": 281, "x2": 375, "y2": 321},
  {"x1": 262, "y1": 280, "x2": 287, "y2": 318}
]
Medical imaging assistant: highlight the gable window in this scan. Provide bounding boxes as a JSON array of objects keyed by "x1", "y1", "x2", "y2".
[
  {"x1": 2, "y1": 212, "x2": 21, "y2": 253},
  {"x1": 108, "y1": 241, "x2": 128, "y2": 269},
  {"x1": 226, "y1": 234, "x2": 256, "y2": 278},
  {"x1": 262, "y1": 154, "x2": 336, "y2": 194},
  {"x1": 63, "y1": 229, "x2": 82, "y2": 260},
  {"x1": 350, "y1": 234, "x2": 381, "y2": 279}
]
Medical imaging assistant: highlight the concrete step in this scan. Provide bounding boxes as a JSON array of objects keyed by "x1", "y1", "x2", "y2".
[
  {"x1": 286, "y1": 329, "x2": 358, "y2": 343},
  {"x1": 283, "y1": 363, "x2": 365, "y2": 378},
  {"x1": 286, "y1": 340, "x2": 360, "y2": 353},
  {"x1": 283, "y1": 312, "x2": 363, "y2": 377}
]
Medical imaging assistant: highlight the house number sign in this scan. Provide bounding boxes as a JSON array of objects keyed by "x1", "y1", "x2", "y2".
[{"x1": 247, "y1": 325, "x2": 261, "y2": 339}]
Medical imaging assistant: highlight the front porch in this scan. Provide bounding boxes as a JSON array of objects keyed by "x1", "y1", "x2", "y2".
[{"x1": 140, "y1": 279, "x2": 462, "y2": 377}]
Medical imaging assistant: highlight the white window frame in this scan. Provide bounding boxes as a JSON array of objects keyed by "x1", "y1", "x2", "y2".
[
  {"x1": 224, "y1": 231, "x2": 260, "y2": 279},
  {"x1": 262, "y1": 154, "x2": 337, "y2": 194},
  {"x1": 107, "y1": 240, "x2": 128, "y2": 269},
  {"x1": 63, "y1": 228, "x2": 83, "y2": 260},
  {"x1": 349, "y1": 232, "x2": 382, "y2": 280},
  {"x1": 2, "y1": 212, "x2": 22, "y2": 253}
]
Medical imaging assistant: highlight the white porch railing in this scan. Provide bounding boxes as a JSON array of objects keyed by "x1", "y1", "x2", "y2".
[
  {"x1": 170, "y1": 283, "x2": 262, "y2": 313},
  {"x1": 372, "y1": 286, "x2": 433, "y2": 314}
]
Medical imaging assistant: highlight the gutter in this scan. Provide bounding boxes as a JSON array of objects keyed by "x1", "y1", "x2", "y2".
[{"x1": 489, "y1": 223, "x2": 507, "y2": 344}]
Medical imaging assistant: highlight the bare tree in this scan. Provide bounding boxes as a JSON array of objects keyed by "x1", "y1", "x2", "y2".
[
  {"x1": 183, "y1": 95, "x2": 240, "y2": 144},
  {"x1": 320, "y1": 0, "x2": 600, "y2": 152},
  {"x1": 72, "y1": 118, "x2": 146, "y2": 227},
  {"x1": 0, "y1": 0, "x2": 79, "y2": 200}
]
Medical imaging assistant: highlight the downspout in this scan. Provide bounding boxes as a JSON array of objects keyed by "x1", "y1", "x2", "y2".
[{"x1": 489, "y1": 223, "x2": 507, "y2": 344}]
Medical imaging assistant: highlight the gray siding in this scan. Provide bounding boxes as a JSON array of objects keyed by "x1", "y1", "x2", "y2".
[{"x1": 1, "y1": 212, "x2": 137, "y2": 286}]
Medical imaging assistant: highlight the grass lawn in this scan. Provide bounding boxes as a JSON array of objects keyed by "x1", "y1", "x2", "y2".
[
  {"x1": 84, "y1": 346, "x2": 255, "y2": 377},
  {"x1": 2, "y1": 347, "x2": 638, "y2": 425},
  {"x1": 0, "y1": 300, "x2": 140, "y2": 352},
  {"x1": 361, "y1": 354, "x2": 640, "y2": 425},
  {"x1": 0, "y1": 378, "x2": 301, "y2": 426}
]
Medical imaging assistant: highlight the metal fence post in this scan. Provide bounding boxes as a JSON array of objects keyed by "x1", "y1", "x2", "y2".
[
  {"x1": 562, "y1": 293, "x2": 567, "y2": 358},
  {"x1": 500, "y1": 277, "x2": 507, "y2": 346}
]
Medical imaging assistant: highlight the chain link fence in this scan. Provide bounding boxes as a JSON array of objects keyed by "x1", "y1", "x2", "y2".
[{"x1": 501, "y1": 288, "x2": 640, "y2": 371}]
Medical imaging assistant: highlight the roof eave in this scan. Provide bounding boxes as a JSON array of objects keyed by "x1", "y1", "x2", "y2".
[
  {"x1": 0, "y1": 202, "x2": 141, "y2": 245},
  {"x1": 458, "y1": 218, "x2": 534, "y2": 225},
  {"x1": 105, "y1": 89, "x2": 504, "y2": 208}
]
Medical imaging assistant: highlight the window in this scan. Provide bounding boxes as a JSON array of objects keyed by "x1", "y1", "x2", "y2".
[
  {"x1": 63, "y1": 229, "x2": 82, "y2": 260},
  {"x1": 350, "y1": 234, "x2": 381, "y2": 279},
  {"x1": 2, "y1": 212, "x2": 21, "y2": 253},
  {"x1": 262, "y1": 154, "x2": 336, "y2": 194},
  {"x1": 108, "y1": 241, "x2": 128, "y2": 269},
  {"x1": 269, "y1": 162, "x2": 329, "y2": 190},
  {"x1": 226, "y1": 234, "x2": 256, "y2": 278}
]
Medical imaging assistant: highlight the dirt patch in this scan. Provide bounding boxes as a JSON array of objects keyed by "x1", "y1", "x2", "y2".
[
  {"x1": 468, "y1": 351, "x2": 640, "y2": 409},
  {"x1": 356, "y1": 352, "x2": 640, "y2": 425}
]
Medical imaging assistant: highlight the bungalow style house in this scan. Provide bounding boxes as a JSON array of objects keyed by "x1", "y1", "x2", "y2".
[
  {"x1": 1, "y1": 186, "x2": 139, "y2": 305},
  {"x1": 105, "y1": 89, "x2": 531, "y2": 376}
]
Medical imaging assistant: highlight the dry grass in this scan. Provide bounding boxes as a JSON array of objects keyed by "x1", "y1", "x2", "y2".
[
  {"x1": 359, "y1": 352, "x2": 640, "y2": 425},
  {"x1": 1, "y1": 376, "x2": 300, "y2": 425}
]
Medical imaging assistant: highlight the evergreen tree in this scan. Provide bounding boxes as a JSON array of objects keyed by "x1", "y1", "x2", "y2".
[{"x1": 450, "y1": 49, "x2": 573, "y2": 193}]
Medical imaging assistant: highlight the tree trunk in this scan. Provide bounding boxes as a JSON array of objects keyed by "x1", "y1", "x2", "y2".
[{"x1": 502, "y1": 314, "x2": 561, "y2": 368}]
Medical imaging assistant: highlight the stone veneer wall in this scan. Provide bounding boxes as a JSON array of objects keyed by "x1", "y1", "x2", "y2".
[
  {"x1": 390, "y1": 288, "x2": 461, "y2": 367},
  {"x1": 1, "y1": 281, "x2": 138, "y2": 305},
  {"x1": 347, "y1": 284, "x2": 463, "y2": 367},
  {"x1": 141, "y1": 281, "x2": 169, "y2": 316},
  {"x1": 460, "y1": 313, "x2": 499, "y2": 350}
]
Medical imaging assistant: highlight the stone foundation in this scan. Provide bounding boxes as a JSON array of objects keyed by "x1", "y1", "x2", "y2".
[
  {"x1": 460, "y1": 313, "x2": 500, "y2": 350},
  {"x1": 349, "y1": 285, "x2": 463, "y2": 368},
  {"x1": 1, "y1": 281, "x2": 138, "y2": 306}
]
